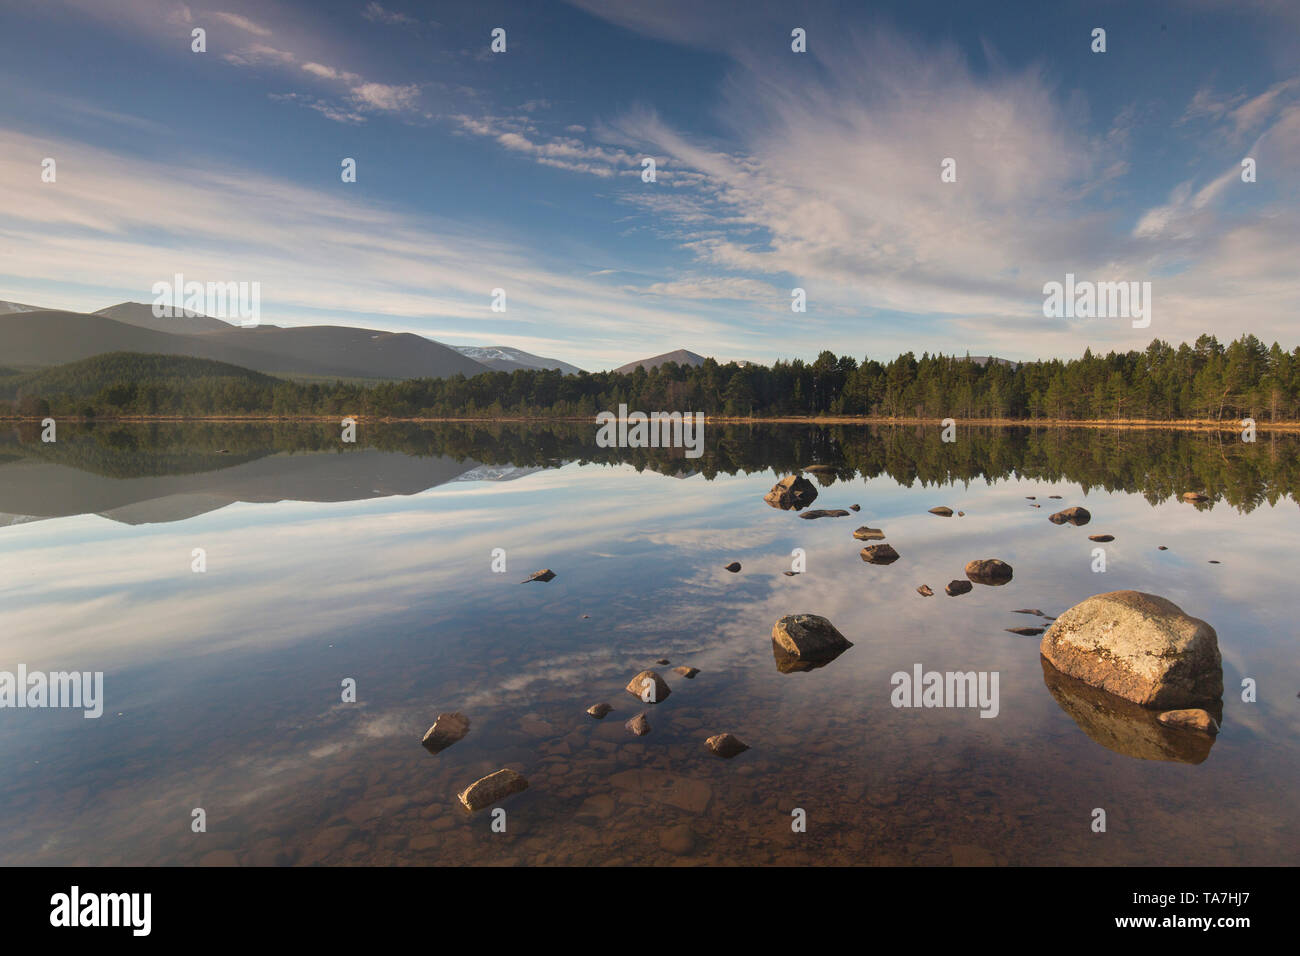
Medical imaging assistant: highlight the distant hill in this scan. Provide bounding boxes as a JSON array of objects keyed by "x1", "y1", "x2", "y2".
[
  {"x1": 3, "y1": 352, "x2": 281, "y2": 400},
  {"x1": 614, "y1": 348, "x2": 707, "y2": 374},
  {"x1": 0, "y1": 300, "x2": 48, "y2": 314},
  {"x1": 452, "y1": 345, "x2": 583, "y2": 375},
  {"x1": 95, "y1": 301, "x2": 241, "y2": 335},
  {"x1": 0, "y1": 308, "x2": 490, "y2": 381}
]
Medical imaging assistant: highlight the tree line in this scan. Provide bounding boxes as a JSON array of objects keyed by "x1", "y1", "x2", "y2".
[{"x1": 3, "y1": 333, "x2": 1299, "y2": 421}]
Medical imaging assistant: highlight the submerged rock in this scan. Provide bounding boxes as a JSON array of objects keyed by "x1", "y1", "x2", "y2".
[
  {"x1": 917, "y1": 584, "x2": 934, "y2": 597},
  {"x1": 458, "y1": 769, "x2": 529, "y2": 811},
  {"x1": 674, "y1": 666, "x2": 700, "y2": 678},
  {"x1": 586, "y1": 702, "x2": 612, "y2": 719},
  {"x1": 799, "y1": 509, "x2": 851, "y2": 519},
  {"x1": 860, "y1": 544, "x2": 900, "y2": 565},
  {"x1": 522, "y1": 569, "x2": 556, "y2": 583},
  {"x1": 964, "y1": 558, "x2": 1013, "y2": 586},
  {"x1": 771, "y1": 614, "x2": 853, "y2": 665},
  {"x1": 421, "y1": 712, "x2": 470, "y2": 754},
  {"x1": 852, "y1": 526, "x2": 885, "y2": 541},
  {"x1": 1013, "y1": 608, "x2": 1046, "y2": 617},
  {"x1": 724, "y1": 561, "x2": 742, "y2": 573},
  {"x1": 764, "y1": 475, "x2": 819, "y2": 510},
  {"x1": 655, "y1": 658, "x2": 670, "y2": 665},
  {"x1": 1157, "y1": 708, "x2": 1220, "y2": 735},
  {"x1": 625, "y1": 669, "x2": 671, "y2": 703},
  {"x1": 1048, "y1": 506, "x2": 1091, "y2": 526},
  {"x1": 945, "y1": 580, "x2": 972, "y2": 596},
  {"x1": 1005, "y1": 626, "x2": 1044, "y2": 636},
  {"x1": 928, "y1": 506, "x2": 953, "y2": 516},
  {"x1": 1040, "y1": 590, "x2": 1223, "y2": 708},
  {"x1": 625, "y1": 712, "x2": 651, "y2": 736},
  {"x1": 705, "y1": 733, "x2": 750, "y2": 758}
]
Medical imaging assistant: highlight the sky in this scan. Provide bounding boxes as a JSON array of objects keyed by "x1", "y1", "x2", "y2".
[{"x1": 1, "y1": 0, "x2": 1298, "y2": 370}]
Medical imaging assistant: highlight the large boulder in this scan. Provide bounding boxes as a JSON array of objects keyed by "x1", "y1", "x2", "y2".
[
  {"x1": 764, "y1": 475, "x2": 819, "y2": 510},
  {"x1": 769, "y1": 613, "x2": 852, "y2": 665},
  {"x1": 1040, "y1": 591, "x2": 1222, "y2": 708}
]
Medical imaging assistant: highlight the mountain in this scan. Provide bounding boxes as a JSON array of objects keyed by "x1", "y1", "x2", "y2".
[
  {"x1": 95, "y1": 301, "x2": 241, "y2": 335},
  {"x1": 452, "y1": 345, "x2": 583, "y2": 375},
  {"x1": 0, "y1": 300, "x2": 48, "y2": 314},
  {"x1": 614, "y1": 348, "x2": 707, "y2": 374},
  {"x1": 0, "y1": 308, "x2": 490, "y2": 381}
]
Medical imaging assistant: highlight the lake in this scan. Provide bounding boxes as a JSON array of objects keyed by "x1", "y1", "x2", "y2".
[{"x1": 0, "y1": 421, "x2": 1296, "y2": 865}]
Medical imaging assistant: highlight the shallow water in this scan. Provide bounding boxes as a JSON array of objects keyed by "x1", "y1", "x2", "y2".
[{"x1": 0, "y1": 423, "x2": 1296, "y2": 865}]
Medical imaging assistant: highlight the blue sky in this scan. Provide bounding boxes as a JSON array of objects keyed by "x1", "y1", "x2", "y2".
[{"x1": 1, "y1": 0, "x2": 1298, "y2": 369}]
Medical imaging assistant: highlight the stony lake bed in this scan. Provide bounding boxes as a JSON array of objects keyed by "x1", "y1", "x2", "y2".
[{"x1": 0, "y1": 422, "x2": 1296, "y2": 866}]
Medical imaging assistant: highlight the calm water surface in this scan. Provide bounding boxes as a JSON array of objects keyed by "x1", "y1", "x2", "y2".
[{"x1": 0, "y1": 423, "x2": 1296, "y2": 865}]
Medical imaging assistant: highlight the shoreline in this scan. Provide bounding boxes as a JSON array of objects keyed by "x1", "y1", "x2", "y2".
[{"x1": 1, "y1": 414, "x2": 1296, "y2": 431}]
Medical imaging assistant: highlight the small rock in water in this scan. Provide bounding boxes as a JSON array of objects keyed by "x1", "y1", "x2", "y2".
[
  {"x1": 1157, "y1": 708, "x2": 1220, "y2": 735},
  {"x1": 1005, "y1": 626, "x2": 1045, "y2": 636},
  {"x1": 579, "y1": 614, "x2": 590, "y2": 619},
  {"x1": 724, "y1": 561, "x2": 741, "y2": 573},
  {"x1": 705, "y1": 733, "x2": 750, "y2": 758},
  {"x1": 1048, "y1": 506, "x2": 1091, "y2": 526},
  {"x1": 929, "y1": 506, "x2": 954, "y2": 517},
  {"x1": 522, "y1": 569, "x2": 556, "y2": 583},
  {"x1": 802, "y1": 464, "x2": 836, "y2": 473},
  {"x1": 1208, "y1": 560, "x2": 1221, "y2": 564},
  {"x1": 965, "y1": 558, "x2": 1013, "y2": 586},
  {"x1": 421, "y1": 712, "x2": 470, "y2": 754},
  {"x1": 957, "y1": 511, "x2": 965, "y2": 516},
  {"x1": 1088, "y1": 534, "x2": 1114, "y2": 542},
  {"x1": 771, "y1": 614, "x2": 853, "y2": 662},
  {"x1": 1158, "y1": 545, "x2": 1169, "y2": 550},
  {"x1": 849, "y1": 504, "x2": 861, "y2": 511},
  {"x1": 1182, "y1": 492, "x2": 1210, "y2": 502},
  {"x1": 799, "y1": 509, "x2": 851, "y2": 519},
  {"x1": 625, "y1": 712, "x2": 651, "y2": 736},
  {"x1": 1026, "y1": 496, "x2": 1036, "y2": 500},
  {"x1": 1048, "y1": 495, "x2": 1062, "y2": 499},
  {"x1": 1029, "y1": 503, "x2": 1041, "y2": 508},
  {"x1": 586, "y1": 703, "x2": 612, "y2": 719},
  {"x1": 655, "y1": 658, "x2": 670, "y2": 665},
  {"x1": 917, "y1": 584, "x2": 935, "y2": 597},
  {"x1": 946, "y1": 580, "x2": 973, "y2": 596},
  {"x1": 782, "y1": 570, "x2": 800, "y2": 576},
  {"x1": 673, "y1": 666, "x2": 699, "y2": 678},
  {"x1": 764, "y1": 475, "x2": 819, "y2": 510},
  {"x1": 1012, "y1": 608, "x2": 1046, "y2": 617},
  {"x1": 458, "y1": 769, "x2": 528, "y2": 812},
  {"x1": 625, "y1": 669, "x2": 671, "y2": 703},
  {"x1": 860, "y1": 544, "x2": 900, "y2": 565},
  {"x1": 853, "y1": 526, "x2": 886, "y2": 541}
]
